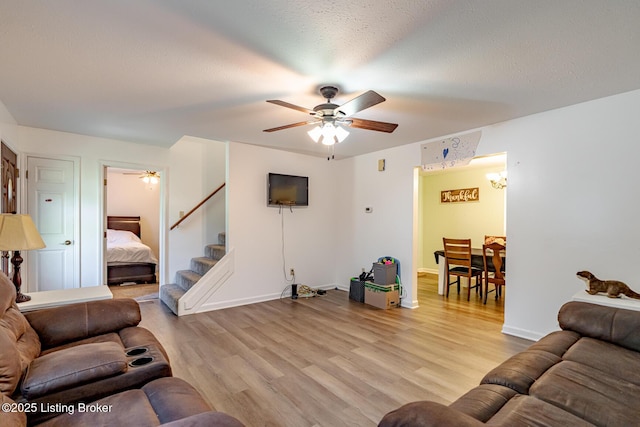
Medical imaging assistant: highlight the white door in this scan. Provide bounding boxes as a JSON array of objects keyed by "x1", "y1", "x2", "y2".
[{"x1": 26, "y1": 157, "x2": 77, "y2": 291}]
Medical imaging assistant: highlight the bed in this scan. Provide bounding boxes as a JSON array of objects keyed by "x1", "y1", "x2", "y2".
[{"x1": 107, "y1": 216, "x2": 158, "y2": 285}]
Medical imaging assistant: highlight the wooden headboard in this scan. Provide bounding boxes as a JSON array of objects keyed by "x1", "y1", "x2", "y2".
[{"x1": 107, "y1": 216, "x2": 141, "y2": 237}]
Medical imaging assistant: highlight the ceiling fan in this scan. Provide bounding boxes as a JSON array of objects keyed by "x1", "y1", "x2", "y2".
[
  {"x1": 263, "y1": 86, "x2": 398, "y2": 146},
  {"x1": 122, "y1": 170, "x2": 160, "y2": 184}
]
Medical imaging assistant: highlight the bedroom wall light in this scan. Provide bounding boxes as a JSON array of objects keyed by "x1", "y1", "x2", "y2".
[
  {"x1": 307, "y1": 122, "x2": 349, "y2": 146},
  {"x1": 487, "y1": 171, "x2": 507, "y2": 189}
]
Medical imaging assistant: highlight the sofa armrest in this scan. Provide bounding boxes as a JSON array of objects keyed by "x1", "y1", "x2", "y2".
[
  {"x1": 378, "y1": 401, "x2": 485, "y2": 427},
  {"x1": 0, "y1": 394, "x2": 26, "y2": 427},
  {"x1": 25, "y1": 299, "x2": 141, "y2": 349},
  {"x1": 559, "y1": 301, "x2": 640, "y2": 352},
  {"x1": 162, "y1": 412, "x2": 246, "y2": 427}
]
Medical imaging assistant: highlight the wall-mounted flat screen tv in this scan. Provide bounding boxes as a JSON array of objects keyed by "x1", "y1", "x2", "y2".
[{"x1": 267, "y1": 173, "x2": 309, "y2": 207}]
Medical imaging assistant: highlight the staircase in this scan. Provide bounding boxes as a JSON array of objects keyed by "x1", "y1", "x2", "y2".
[{"x1": 160, "y1": 232, "x2": 226, "y2": 315}]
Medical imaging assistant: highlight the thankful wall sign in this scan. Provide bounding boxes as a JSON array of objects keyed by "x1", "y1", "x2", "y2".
[{"x1": 441, "y1": 187, "x2": 479, "y2": 203}]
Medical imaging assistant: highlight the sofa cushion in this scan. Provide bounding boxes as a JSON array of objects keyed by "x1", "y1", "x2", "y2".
[
  {"x1": 142, "y1": 377, "x2": 212, "y2": 423},
  {"x1": 39, "y1": 332, "x2": 122, "y2": 356},
  {"x1": 35, "y1": 377, "x2": 246, "y2": 427},
  {"x1": 563, "y1": 337, "x2": 640, "y2": 386},
  {"x1": 481, "y1": 349, "x2": 561, "y2": 394},
  {"x1": 485, "y1": 394, "x2": 594, "y2": 426},
  {"x1": 379, "y1": 401, "x2": 486, "y2": 427},
  {"x1": 530, "y1": 360, "x2": 640, "y2": 426},
  {"x1": 162, "y1": 412, "x2": 246, "y2": 427},
  {"x1": 559, "y1": 301, "x2": 640, "y2": 352},
  {"x1": 37, "y1": 388, "x2": 160, "y2": 427},
  {"x1": 525, "y1": 330, "x2": 580, "y2": 356},
  {"x1": 22, "y1": 342, "x2": 127, "y2": 399},
  {"x1": 25, "y1": 299, "x2": 141, "y2": 350},
  {"x1": 449, "y1": 384, "x2": 518, "y2": 422}
]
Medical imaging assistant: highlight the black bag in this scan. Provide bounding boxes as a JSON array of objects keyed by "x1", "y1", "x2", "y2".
[{"x1": 359, "y1": 269, "x2": 373, "y2": 282}]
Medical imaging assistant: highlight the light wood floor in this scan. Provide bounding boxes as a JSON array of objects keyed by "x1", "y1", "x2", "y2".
[
  {"x1": 109, "y1": 283, "x2": 158, "y2": 299},
  {"x1": 129, "y1": 275, "x2": 531, "y2": 427}
]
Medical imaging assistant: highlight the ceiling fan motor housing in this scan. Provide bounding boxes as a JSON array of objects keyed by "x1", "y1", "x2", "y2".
[
  {"x1": 313, "y1": 103, "x2": 340, "y2": 118},
  {"x1": 319, "y1": 85, "x2": 339, "y2": 101}
]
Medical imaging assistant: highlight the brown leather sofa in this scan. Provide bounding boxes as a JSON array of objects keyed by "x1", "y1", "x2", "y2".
[
  {"x1": 0, "y1": 272, "x2": 244, "y2": 426},
  {"x1": 379, "y1": 301, "x2": 640, "y2": 426}
]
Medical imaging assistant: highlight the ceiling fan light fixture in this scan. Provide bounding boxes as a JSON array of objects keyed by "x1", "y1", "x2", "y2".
[
  {"x1": 334, "y1": 125, "x2": 349, "y2": 143},
  {"x1": 307, "y1": 125, "x2": 323, "y2": 143},
  {"x1": 307, "y1": 122, "x2": 349, "y2": 146},
  {"x1": 141, "y1": 171, "x2": 160, "y2": 185}
]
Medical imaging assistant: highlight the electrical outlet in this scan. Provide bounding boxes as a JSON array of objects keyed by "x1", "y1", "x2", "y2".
[{"x1": 290, "y1": 268, "x2": 295, "y2": 276}]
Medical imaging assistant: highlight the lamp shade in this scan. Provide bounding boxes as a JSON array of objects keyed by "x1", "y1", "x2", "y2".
[{"x1": 0, "y1": 214, "x2": 46, "y2": 251}]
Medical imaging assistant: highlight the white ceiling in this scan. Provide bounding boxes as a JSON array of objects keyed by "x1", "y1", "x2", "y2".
[{"x1": 1, "y1": 1, "x2": 640, "y2": 159}]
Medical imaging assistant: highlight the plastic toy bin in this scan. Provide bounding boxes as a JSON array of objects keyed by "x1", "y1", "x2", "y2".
[{"x1": 372, "y1": 262, "x2": 397, "y2": 285}]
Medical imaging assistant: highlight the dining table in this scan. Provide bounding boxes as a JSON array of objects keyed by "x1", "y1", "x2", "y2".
[{"x1": 433, "y1": 248, "x2": 506, "y2": 295}]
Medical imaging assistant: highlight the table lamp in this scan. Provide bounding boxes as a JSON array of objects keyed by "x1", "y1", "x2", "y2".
[{"x1": 0, "y1": 214, "x2": 46, "y2": 303}]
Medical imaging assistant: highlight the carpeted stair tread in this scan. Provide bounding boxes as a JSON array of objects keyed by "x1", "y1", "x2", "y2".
[
  {"x1": 205, "y1": 244, "x2": 225, "y2": 260},
  {"x1": 191, "y1": 257, "x2": 218, "y2": 275},
  {"x1": 176, "y1": 270, "x2": 202, "y2": 291},
  {"x1": 159, "y1": 235, "x2": 227, "y2": 316},
  {"x1": 159, "y1": 284, "x2": 184, "y2": 315}
]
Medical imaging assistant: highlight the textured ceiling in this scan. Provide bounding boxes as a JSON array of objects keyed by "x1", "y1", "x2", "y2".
[{"x1": 1, "y1": 1, "x2": 640, "y2": 158}]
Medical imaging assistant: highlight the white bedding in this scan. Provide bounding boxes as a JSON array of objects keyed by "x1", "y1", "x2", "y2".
[{"x1": 106, "y1": 229, "x2": 158, "y2": 264}]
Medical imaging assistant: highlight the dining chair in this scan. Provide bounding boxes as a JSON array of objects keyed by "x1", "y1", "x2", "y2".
[
  {"x1": 484, "y1": 235, "x2": 506, "y2": 246},
  {"x1": 482, "y1": 242, "x2": 506, "y2": 304},
  {"x1": 442, "y1": 238, "x2": 483, "y2": 300}
]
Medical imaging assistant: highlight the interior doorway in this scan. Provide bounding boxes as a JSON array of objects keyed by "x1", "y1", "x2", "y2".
[
  {"x1": 103, "y1": 166, "x2": 162, "y2": 289},
  {"x1": 416, "y1": 153, "x2": 507, "y2": 311}
]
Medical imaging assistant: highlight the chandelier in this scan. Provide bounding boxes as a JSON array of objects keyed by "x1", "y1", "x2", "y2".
[{"x1": 486, "y1": 171, "x2": 507, "y2": 189}]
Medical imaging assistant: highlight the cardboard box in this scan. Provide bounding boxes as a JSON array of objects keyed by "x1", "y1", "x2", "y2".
[{"x1": 365, "y1": 287, "x2": 399, "y2": 309}]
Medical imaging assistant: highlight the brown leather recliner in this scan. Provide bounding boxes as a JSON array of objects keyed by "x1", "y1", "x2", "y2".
[
  {"x1": 0, "y1": 271, "x2": 171, "y2": 424},
  {"x1": 3, "y1": 376, "x2": 244, "y2": 427}
]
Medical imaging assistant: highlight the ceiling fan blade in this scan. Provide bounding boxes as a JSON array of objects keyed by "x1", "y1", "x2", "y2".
[
  {"x1": 347, "y1": 118, "x2": 398, "y2": 133},
  {"x1": 263, "y1": 120, "x2": 319, "y2": 132},
  {"x1": 266, "y1": 100, "x2": 315, "y2": 115},
  {"x1": 334, "y1": 90, "x2": 386, "y2": 117}
]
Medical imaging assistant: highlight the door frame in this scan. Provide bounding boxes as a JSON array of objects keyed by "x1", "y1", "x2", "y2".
[
  {"x1": 99, "y1": 160, "x2": 167, "y2": 287},
  {"x1": 21, "y1": 153, "x2": 81, "y2": 290}
]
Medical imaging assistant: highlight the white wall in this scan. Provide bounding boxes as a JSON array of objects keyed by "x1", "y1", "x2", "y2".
[
  {"x1": 333, "y1": 145, "x2": 421, "y2": 308},
  {"x1": 9, "y1": 88, "x2": 640, "y2": 341},
  {"x1": 18, "y1": 126, "x2": 171, "y2": 286},
  {"x1": 482, "y1": 89, "x2": 640, "y2": 339},
  {"x1": 203, "y1": 138, "x2": 226, "y2": 245},
  {"x1": 167, "y1": 136, "x2": 226, "y2": 282},
  {"x1": 217, "y1": 142, "x2": 337, "y2": 307},
  {"x1": 106, "y1": 171, "x2": 160, "y2": 260},
  {"x1": 334, "y1": 88, "x2": 640, "y2": 340},
  {"x1": 0, "y1": 100, "x2": 18, "y2": 149}
]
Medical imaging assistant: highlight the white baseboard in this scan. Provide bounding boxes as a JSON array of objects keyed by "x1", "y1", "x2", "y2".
[
  {"x1": 501, "y1": 324, "x2": 544, "y2": 342},
  {"x1": 196, "y1": 283, "x2": 342, "y2": 313}
]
